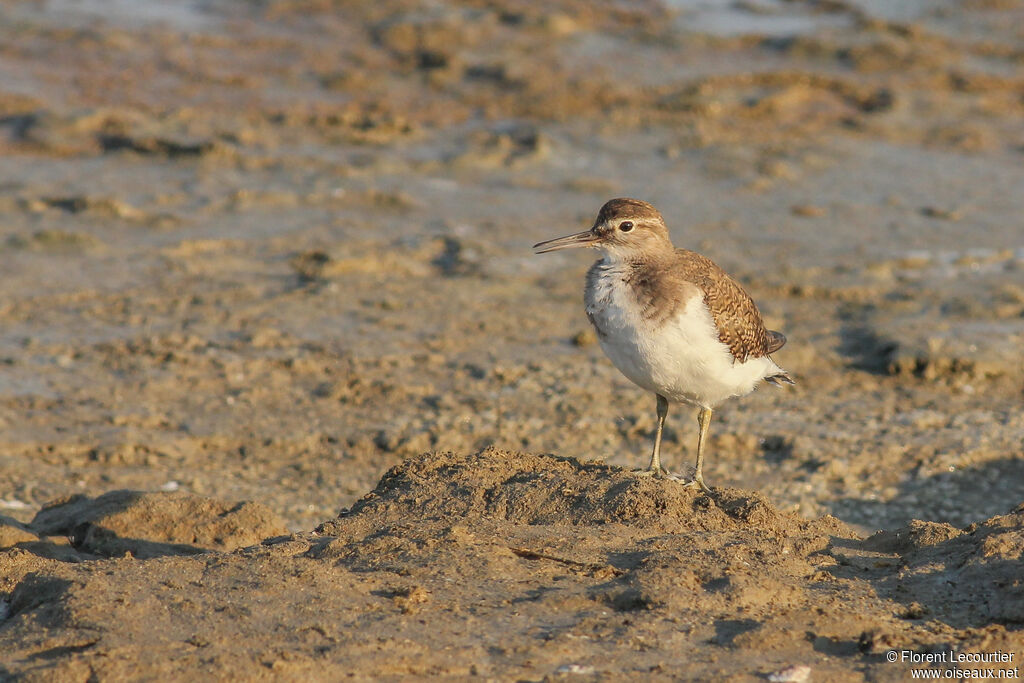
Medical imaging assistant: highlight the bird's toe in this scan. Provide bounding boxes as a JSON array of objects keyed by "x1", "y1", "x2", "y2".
[
  {"x1": 633, "y1": 466, "x2": 669, "y2": 479},
  {"x1": 679, "y1": 477, "x2": 712, "y2": 493}
]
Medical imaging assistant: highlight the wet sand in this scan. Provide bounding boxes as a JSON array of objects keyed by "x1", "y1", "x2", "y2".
[{"x1": 0, "y1": 0, "x2": 1022, "y2": 679}]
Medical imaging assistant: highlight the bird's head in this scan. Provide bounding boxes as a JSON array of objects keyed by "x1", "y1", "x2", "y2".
[{"x1": 533, "y1": 198, "x2": 674, "y2": 260}]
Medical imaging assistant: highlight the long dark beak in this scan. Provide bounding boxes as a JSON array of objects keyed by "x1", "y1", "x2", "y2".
[{"x1": 532, "y1": 230, "x2": 599, "y2": 254}]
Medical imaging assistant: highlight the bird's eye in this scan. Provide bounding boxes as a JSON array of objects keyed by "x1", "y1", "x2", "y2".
[{"x1": 619, "y1": 221, "x2": 634, "y2": 232}]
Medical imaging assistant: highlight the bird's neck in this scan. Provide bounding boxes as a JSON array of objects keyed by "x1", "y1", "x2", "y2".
[{"x1": 599, "y1": 246, "x2": 675, "y2": 270}]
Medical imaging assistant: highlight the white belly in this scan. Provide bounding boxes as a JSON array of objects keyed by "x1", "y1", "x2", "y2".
[{"x1": 588, "y1": 276, "x2": 780, "y2": 409}]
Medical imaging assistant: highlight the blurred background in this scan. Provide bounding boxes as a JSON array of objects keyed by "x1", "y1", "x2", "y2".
[{"x1": 0, "y1": 0, "x2": 1021, "y2": 533}]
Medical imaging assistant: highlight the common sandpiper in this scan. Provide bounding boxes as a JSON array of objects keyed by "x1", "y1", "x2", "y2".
[{"x1": 533, "y1": 198, "x2": 794, "y2": 491}]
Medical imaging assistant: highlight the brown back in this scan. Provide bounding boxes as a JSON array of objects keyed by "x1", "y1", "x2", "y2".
[{"x1": 627, "y1": 249, "x2": 784, "y2": 363}]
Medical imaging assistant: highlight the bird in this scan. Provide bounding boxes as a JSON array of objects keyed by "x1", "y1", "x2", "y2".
[{"x1": 533, "y1": 198, "x2": 794, "y2": 491}]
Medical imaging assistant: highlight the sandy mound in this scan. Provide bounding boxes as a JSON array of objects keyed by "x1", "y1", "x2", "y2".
[
  {"x1": 862, "y1": 510, "x2": 1024, "y2": 628},
  {"x1": 2, "y1": 450, "x2": 1021, "y2": 680},
  {"x1": 26, "y1": 490, "x2": 289, "y2": 559},
  {"x1": 0, "y1": 516, "x2": 37, "y2": 549},
  {"x1": 330, "y1": 448, "x2": 832, "y2": 532}
]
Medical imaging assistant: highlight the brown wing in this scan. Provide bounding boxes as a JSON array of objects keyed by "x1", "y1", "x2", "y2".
[{"x1": 674, "y1": 249, "x2": 774, "y2": 363}]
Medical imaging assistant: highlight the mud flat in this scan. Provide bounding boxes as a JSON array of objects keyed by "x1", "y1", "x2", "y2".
[
  {"x1": 1, "y1": 450, "x2": 1022, "y2": 680},
  {"x1": 0, "y1": 0, "x2": 1022, "y2": 679}
]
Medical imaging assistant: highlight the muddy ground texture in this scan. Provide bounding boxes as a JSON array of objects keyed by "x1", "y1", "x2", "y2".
[
  {"x1": 2, "y1": 450, "x2": 1023, "y2": 681},
  {"x1": 0, "y1": 0, "x2": 1022, "y2": 680}
]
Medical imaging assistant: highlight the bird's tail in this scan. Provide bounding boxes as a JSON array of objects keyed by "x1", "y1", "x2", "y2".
[{"x1": 765, "y1": 371, "x2": 795, "y2": 386}]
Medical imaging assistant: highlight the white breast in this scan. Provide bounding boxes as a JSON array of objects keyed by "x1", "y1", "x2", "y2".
[{"x1": 586, "y1": 260, "x2": 781, "y2": 409}]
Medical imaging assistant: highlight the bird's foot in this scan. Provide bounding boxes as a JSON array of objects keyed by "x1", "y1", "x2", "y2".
[
  {"x1": 679, "y1": 476, "x2": 712, "y2": 493},
  {"x1": 633, "y1": 466, "x2": 669, "y2": 479}
]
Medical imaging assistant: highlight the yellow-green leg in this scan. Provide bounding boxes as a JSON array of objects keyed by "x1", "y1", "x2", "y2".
[
  {"x1": 646, "y1": 394, "x2": 669, "y2": 475},
  {"x1": 687, "y1": 407, "x2": 713, "y2": 492}
]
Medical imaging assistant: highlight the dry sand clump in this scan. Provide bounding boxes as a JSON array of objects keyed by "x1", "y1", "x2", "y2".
[{"x1": 1, "y1": 450, "x2": 1021, "y2": 680}]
